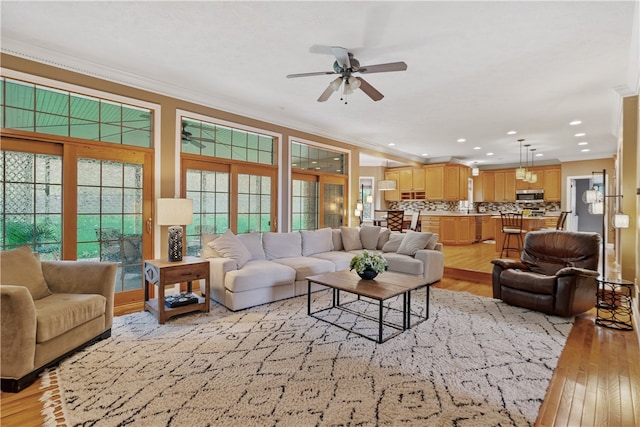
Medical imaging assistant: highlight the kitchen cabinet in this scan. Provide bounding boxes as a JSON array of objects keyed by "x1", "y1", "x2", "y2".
[
  {"x1": 383, "y1": 170, "x2": 400, "y2": 201},
  {"x1": 482, "y1": 171, "x2": 495, "y2": 202},
  {"x1": 398, "y1": 168, "x2": 426, "y2": 199},
  {"x1": 444, "y1": 165, "x2": 470, "y2": 201},
  {"x1": 425, "y1": 165, "x2": 444, "y2": 200},
  {"x1": 421, "y1": 216, "x2": 440, "y2": 234},
  {"x1": 440, "y1": 216, "x2": 475, "y2": 245},
  {"x1": 494, "y1": 170, "x2": 515, "y2": 201},
  {"x1": 543, "y1": 167, "x2": 561, "y2": 201}
]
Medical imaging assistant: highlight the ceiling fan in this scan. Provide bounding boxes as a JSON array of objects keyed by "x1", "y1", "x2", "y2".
[{"x1": 286, "y1": 46, "x2": 407, "y2": 103}]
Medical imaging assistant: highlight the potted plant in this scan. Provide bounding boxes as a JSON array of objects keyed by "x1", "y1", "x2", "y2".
[{"x1": 349, "y1": 250, "x2": 389, "y2": 280}]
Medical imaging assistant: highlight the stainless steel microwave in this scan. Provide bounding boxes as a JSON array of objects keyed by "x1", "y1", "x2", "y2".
[{"x1": 516, "y1": 189, "x2": 544, "y2": 202}]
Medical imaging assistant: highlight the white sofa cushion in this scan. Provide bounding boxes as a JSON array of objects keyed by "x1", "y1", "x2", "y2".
[
  {"x1": 301, "y1": 228, "x2": 333, "y2": 256},
  {"x1": 310, "y1": 251, "x2": 354, "y2": 271},
  {"x1": 341, "y1": 226, "x2": 363, "y2": 251},
  {"x1": 397, "y1": 231, "x2": 434, "y2": 256},
  {"x1": 382, "y1": 233, "x2": 405, "y2": 253},
  {"x1": 331, "y1": 229, "x2": 343, "y2": 251},
  {"x1": 377, "y1": 228, "x2": 391, "y2": 249},
  {"x1": 273, "y1": 257, "x2": 336, "y2": 281},
  {"x1": 224, "y1": 260, "x2": 295, "y2": 293},
  {"x1": 237, "y1": 232, "x2": 266, "y2": 260},
  {"x1": 262, "y1": 232, "x2": 302, "y2": 260},
  {"x1": 359, "y1": 225, "x2": 381, "y2": 250},
  {"x1": 382, "y1": 252, "x2": 424, "y2": 276},
  {"x1": 209, "y1": 230, "x2": 252, "y2": 268}
]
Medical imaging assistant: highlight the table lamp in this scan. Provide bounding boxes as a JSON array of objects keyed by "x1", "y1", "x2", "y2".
[{"x1": 156, "y1": 198, "x2": 193, "y2": 262}]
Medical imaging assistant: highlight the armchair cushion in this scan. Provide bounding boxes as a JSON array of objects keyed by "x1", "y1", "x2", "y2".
[
  {"x1": 0, "y1": 246, "x2": 51, "y2": 300},
  {"x1": 500, "y1": 269, "x2": 556, "y2": 295},
  {"x1": 34, "y1": 293, "x2": 107, "y2": 343}
]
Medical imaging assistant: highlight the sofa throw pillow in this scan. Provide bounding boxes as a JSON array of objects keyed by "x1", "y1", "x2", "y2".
[
  {"x1": 0, "y1": 245, "x2": 51, "y2": 300},
  {"x1": 377, "y1": 228, "x2": 391, "y2": 250},
  {"x1": 262, "y1": 232, "x2": 302, "y2": 260},
  {"x1": 209, "y1": 230, "x2": 252, "y2": 268},
  {"x1": 396, "y1": 231, "x2": 434, "y2": 256},
  {"x1": 331, "y1": 229, "x2": 343, "y2": 251},
  {"x1": 301, "y1": 228, "x2": 333, "y2": 256},
  {"x1": 340, "y1": 227, "x2": 363, "y2": 251},
  {"x1": 200, "y1": 233, "x2": 221, "y2": 258},
  {"x1": 382, "y1": 233, "x2": 405, "y2": 253},
  {"x1": 359, "y1": 225, "x2": 381, "y2": 250},
  {"x1": 425, "y1": 233, "x2": 439, "y2": 250},
  {"x1": 237, "y1": 232, "x2": 266, "y2": 260}
]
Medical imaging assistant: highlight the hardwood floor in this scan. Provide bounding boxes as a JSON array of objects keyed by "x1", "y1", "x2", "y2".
[{"x1": 2, "y1": 243, "x2": 638, "y2": 427}]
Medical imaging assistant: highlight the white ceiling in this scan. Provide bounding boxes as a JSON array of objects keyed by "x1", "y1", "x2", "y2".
[{"x1": 1, "y1": 1, "x2": 638, "y2": 168}]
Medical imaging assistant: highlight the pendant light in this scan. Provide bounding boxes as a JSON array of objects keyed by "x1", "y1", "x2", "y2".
[
  {"x1": 515, "y1": 139, "x2": 526, "y2": 180},
  {"x1": 523, "y1": 144, "x2": 531, "y2": 182},
  {"x1": 529, "y1": 148, "x2": 538, "y2": 184}
]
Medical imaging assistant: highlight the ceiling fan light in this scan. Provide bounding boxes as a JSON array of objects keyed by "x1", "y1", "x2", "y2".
[
  {"x1": 344, "y1": 83, "x2": 353, "y2": 95},
  {"x1": 330, "y1": 77, "x2": 342, "y2": 91},
  {"x1": 349, "y1": 77, "x2": 361, "y2": 90}
]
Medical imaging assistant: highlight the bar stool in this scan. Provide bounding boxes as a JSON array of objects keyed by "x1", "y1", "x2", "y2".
[{"x1": 500, "y1": 212, "x2": 525, "y2": 258}]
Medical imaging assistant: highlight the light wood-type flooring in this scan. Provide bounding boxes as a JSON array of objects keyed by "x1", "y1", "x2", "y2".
[{"x1": 2, "y1": 242, "x2": 638, "y2": 426}]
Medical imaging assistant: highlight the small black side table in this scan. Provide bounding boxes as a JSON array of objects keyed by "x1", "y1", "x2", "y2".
[{"x1": 595, "y1": 276, "x2": 635, "y2": 331}]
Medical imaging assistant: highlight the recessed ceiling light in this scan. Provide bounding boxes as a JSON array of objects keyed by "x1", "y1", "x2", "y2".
[
  {"x1": 569, "y1": 120, "x2": 582, "y2": 126},
  {"x1": 457, "y1": 138, "x2": 466, "y2": 143},
  {"x1": 581, "y1": 148, "x2": 590, "y2": 152},
  {"x1": 507, "y1": 131, "x2": 517, "y2": 135},
  {"x1": 578, "y1": 142, "x2": 588, "y2": 146},
  {"x1": 388, "y1": 143, "x2": 395, "y2": 146},
  {"x1": 421, "y1": 153, "x2": 428, "y2": 157},
  {"x1": 536, "y1": 153, "x2": 543, "y2": 157},
  {"x1": 473, "y1": 146, "x2": 481, "y2": 150},
  {"x1": 311, "y1": 161, "x2": 317, "y2": 164},
  {"x1": 487, "y1": 152, "x2": 494, "y2": 156},
  {"x1": 574, "y1": 133, "x2": 586, "y2": 137}
]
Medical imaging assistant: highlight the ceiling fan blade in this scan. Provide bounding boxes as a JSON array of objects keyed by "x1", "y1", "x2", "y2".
[
  {"x1": 182, "y1": 138, "x2": 205, "y2": 149},
  {"x1": 358, "y1": 61, "x2": 408, "y2": 74},
  {"x1": 331, "y1": 46, "x2": 351, "y2": 69},
  {"x1": 286, "y1": 71, "x2": 337, "y2": 78},
  {"x1": 356, "y1": 77, "x2": 384, "y2": 101},
  {"x1": 317, "y1": 84, "x2": 335, "y2": 102}
]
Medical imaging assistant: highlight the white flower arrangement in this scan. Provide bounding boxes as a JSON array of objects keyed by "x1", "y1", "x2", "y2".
[{"x1": 349, "y1": 250, "x2": 389, "y2": 274}]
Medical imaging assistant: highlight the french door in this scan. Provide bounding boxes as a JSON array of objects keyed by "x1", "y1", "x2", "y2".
[{"x1": 1, "y1": 136, "x2": 153, "y2": 307}]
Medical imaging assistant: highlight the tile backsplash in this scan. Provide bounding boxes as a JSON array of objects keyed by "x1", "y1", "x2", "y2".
[{"x1": 388, "y1": 200, "x2": 561, "y2": 214}]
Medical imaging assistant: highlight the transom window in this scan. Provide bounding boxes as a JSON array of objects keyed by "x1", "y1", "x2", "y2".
[
  {"x1": 0, "y1": 77, "x2": 152, "y2": 148},
  {"x1": 291, "y1": 141, "x2": 346, "y2": 174},
  {"x1": 181, "y1": 117, "x2": 275, "y2": 165}
]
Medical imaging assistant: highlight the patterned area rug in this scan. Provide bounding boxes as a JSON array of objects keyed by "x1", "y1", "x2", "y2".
[{"x1": 41, "y1": 288, "x2": 573, "y2": 426}]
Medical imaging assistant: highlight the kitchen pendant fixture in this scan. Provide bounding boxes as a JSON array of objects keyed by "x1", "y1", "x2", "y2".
[
  {"x1": 515, "y1": 139, "x2": 526, "y2": 180},
  {"x1": 529, "y1": 148, "x2": 538, "y2": 184}
]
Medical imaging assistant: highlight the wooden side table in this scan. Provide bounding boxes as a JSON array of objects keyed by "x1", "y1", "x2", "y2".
[{"x1": 144, "y1": 256, "x2": 210, "y2": 324}]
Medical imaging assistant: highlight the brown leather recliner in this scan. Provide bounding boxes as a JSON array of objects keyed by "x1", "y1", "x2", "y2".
[{"x1": 491, "y1": 230, "x2": 601, "y2": 317}]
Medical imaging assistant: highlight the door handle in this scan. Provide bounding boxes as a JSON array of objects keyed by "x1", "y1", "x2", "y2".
[{"x1": 146, "y1": 218, "x2": 153, "y2": 234}]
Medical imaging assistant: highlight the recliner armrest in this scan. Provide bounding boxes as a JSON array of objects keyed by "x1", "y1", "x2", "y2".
[
  {"x1": 556, "y1": 266, "x2": 600, "y2": 278},
  {"x1": 491, "y1": 258, "x2": 529, "y2": 270}
]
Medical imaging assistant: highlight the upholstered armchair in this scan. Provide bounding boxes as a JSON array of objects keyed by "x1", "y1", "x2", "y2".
[
  {"x1": 1, "y1": 246, "x2": 116, "y2": 392},
  {"x1": 491, "y1": 230, "x2": 601, "y2": 317}
]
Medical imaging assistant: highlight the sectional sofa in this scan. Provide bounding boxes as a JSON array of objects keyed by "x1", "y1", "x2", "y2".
[{"x1": 199, "y1": 226, "x2": 445, "y2": 311}]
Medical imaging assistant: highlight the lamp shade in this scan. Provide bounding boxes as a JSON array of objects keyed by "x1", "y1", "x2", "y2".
[
  {"x1": 378, "y1": 180, "x2": 396, "y2": 190},
  {"x1": 515, "y1": 167, "x2": 526, "y2": 180},
  {"x1": 613, "y1": 214, "x2": 630, "y2": 228},
  {"x1": 588, "y1": 202, "x2": 604, "y2": 215},
  {"x1": 156, "y1": 199, "x2": 194, "y2": 225}
]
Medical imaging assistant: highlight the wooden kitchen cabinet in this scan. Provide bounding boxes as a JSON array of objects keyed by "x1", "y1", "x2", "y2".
[
  {"x1": 398, "y1": 168, "x2": 426, "y2": 199},
  {"x1": 543, "y1": 167, "x2": 561, "y2": 201},
  {"x1": 425, "y1": 165, "x2": 444, "y2": 200},
  {"x1": 444, "y1": 164, "x2": 470, "y2": 201},
  {"x1": 482, "y1": 171, "x2": 495, "y2": 201},
  {"x1": 494, "y1": 170, "x2": 515, "y2": 201},
  {"x1": 440, "y1": 216, "x2": 475, "y2": 245},
  {"x1": 481, "y1": 215, "x2": 494, "y2": 240},
  {"x1": 421, "y1": 216, "x2": 440, "y2": 234},
  {"x1": 383, "y1": 170, "x2": 400, "y2": 201}
]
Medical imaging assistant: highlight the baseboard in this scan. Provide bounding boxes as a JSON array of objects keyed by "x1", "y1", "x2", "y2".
[{"x1": 1, "y1": 328, "x2": 112, "y2": 393}]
